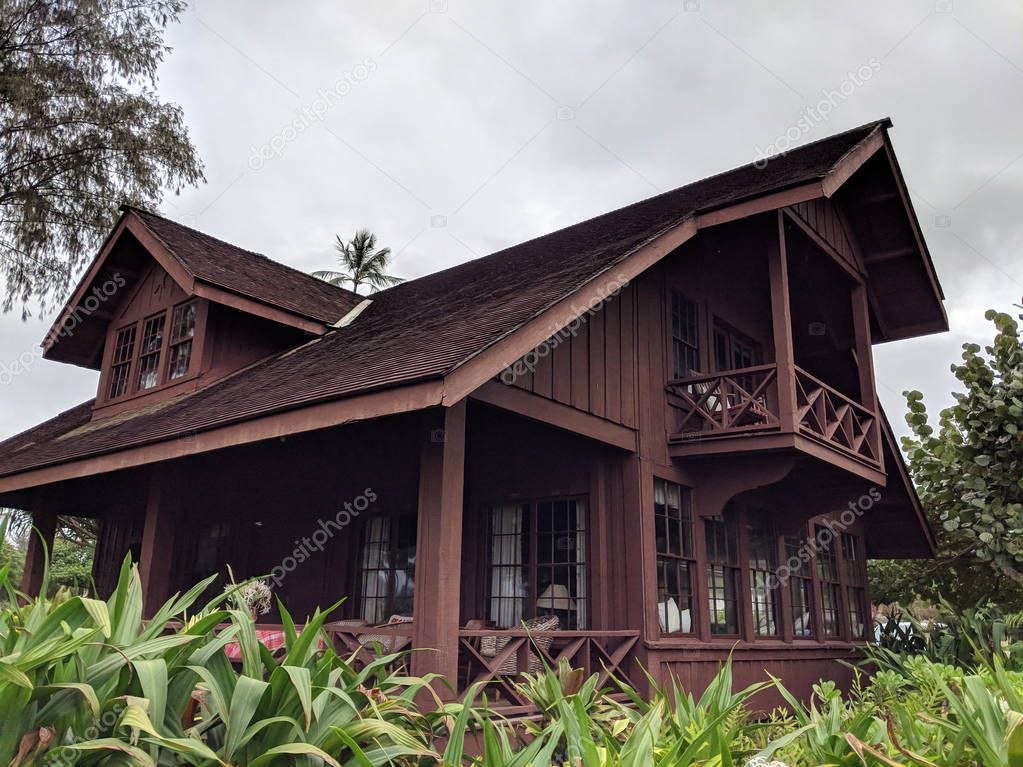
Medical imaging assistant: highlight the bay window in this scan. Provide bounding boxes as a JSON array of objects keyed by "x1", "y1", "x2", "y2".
[
  {"x1": 654, "y1": 478, "x2": 695, "y2": 634},
  {"x1": 488, "y1": 498, "x2": 587, "y2": 630}
]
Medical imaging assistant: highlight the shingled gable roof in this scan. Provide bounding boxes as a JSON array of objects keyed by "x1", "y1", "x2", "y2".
[
  {"x1": 0, "y1": 118, "x2": 940, "y2": 486},
  {"x1": 43, "y1": 207, "x2": 363, "y2": 367},
  {"x1": 125, "y1": 208, "x2": 363, "y2": 325}
]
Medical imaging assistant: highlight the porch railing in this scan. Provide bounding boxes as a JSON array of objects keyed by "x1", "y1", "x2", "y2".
[
  {"x1": 457, "y1": 629, "x2": 640, "y2": 709},
  {"x1": 794, "y1": 366, "x2": 881, "y2": 467},
  {"x1": 324, "y1": 623, "x2": 415, "y2": 669},
  {"x1": 667, "y1": 364, "x2": 780, "y2": 437},
  {"x1": 668, "y1": 363, "x2": 882, "y2": 470}
]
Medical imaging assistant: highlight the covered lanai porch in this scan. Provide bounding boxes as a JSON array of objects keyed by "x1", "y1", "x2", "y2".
[{"x1": 6, "y1": 400, "x2": 643, "y2": 706}]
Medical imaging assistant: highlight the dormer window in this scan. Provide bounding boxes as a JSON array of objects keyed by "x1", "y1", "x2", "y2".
[
  {"x1": 137, "y1": 313, "x2": 166, "y2": 391},
  {"x1": 103, "y1": 298, "x2": 201, "y2": 403},
  {"x1": 108, "y1": 325, "x2": 137, "y2": 399},
  {"x1": 168, "y1": 301, "x2": 197, "y2": 380}
]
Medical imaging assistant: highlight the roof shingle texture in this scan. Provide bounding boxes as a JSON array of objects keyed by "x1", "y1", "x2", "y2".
[
  {"x1": 0, "y1": 120, "x2": 885, "y2": 478},
  {"x1": 130, "y1": 208, "x2": 363, "y2": 325}
]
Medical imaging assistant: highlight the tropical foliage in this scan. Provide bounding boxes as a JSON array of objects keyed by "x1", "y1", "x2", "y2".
[
  {"x1": 2, "y1": 544, "x2": 1022, "y2": 766},
  {"x1": 313, "y1": 230, "x2": 403, "y2": 294},
  {"x1": 872, "y1": 303, "x2": 1023, "y2": 612}
]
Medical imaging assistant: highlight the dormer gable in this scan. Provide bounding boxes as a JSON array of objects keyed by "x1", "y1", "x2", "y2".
[{"x1": 41, "y1": 208, "x2": 363, "y2": 418}]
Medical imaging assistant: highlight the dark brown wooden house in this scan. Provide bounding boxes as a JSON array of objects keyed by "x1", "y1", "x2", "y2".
[{"x1": 0, "y1": 118, "x2": 946, "y2": 710}]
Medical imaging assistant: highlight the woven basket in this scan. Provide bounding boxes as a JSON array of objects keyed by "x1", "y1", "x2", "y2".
[{"x1": 480, "y1": 615, "x2": 559, "y2": 674}]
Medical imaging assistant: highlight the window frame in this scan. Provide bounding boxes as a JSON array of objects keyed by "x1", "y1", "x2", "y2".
[
  {"x1": 485, "y1": 495, "x2": 590, "y2": 631},
  {"x1": 841, "y1": 532, "x2": 869, "y2": 640},
  {"x1": 704, "y1": 511, "x2": 742, "y2": 637},
  {"x1": 100, "y1": 298, "x2": 206, "y2": 405},
  {"x1": 712, "y1": 320, "x2": 761, "y2": 373},
  {"x1": 654, "y1": 477, "x2": 697, "y2": 636},
  {"x1": 135, "y1": 311, "x2": 167, "y2": 392},
  {"x1": 107, "y1": 324, "x2": 138, "y2": 400},
  {"x1": 166, "y1": 299, "x2": 199, "y2": 381},
  {"x1": 784, "y1": 532, "x2": 817, "y2": 640},
  {"x1": 814, "y1": 525, "x2": 843, "y2": 638},
  {"x1": 746, "y1": 509, "x2": 780, "y2": 638},
  {"x1": 670, "y1": 290, "x2": 701, "y2": 379},
  {"x1": 355, "y1": 511, "x2": 418, "y2": 624}
]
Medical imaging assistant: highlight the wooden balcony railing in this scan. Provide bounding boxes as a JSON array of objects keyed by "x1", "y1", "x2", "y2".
[
  {"x1": 794, "y1": 366, "x2": 881, "y2": 467},
  {"x1": 667, "y1": 364, "x2": 780, "y2": 437},
  {"x1": 458, "y1": 629, "x2": 640, "y2": 709},
  {"x1": 668, "y1": 363, "x2": 882, "y2": 471}
]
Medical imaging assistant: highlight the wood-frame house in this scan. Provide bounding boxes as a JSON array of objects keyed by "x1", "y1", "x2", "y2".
[{"x1": 0, "y1": 119, "x2": 946, "y2": 710}]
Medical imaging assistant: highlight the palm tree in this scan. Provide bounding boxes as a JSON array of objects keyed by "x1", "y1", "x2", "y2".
[{"x1": 312, "y1": 229, "x2": 403, "y2": 294}]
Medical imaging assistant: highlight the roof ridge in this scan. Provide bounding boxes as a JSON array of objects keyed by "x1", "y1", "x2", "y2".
[{"x1": 123, "y1": 205, "x2": 361, "y2": 302}]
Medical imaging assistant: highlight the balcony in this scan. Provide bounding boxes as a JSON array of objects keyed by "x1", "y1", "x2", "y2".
[{"x1": 666, "y1": 363, "x2": 882, "y2": 477}]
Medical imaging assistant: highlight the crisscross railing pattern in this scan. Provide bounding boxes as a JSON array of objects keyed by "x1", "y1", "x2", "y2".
[
  {"x1": 794, "y1": 366, "x2": 881, "y2": 467},
  {"x1": 667, "y1": 364, "x2": 779, "y2": 437},
  {"x1": 457, "y1": 629, "x2": 639, "y2": 708}
]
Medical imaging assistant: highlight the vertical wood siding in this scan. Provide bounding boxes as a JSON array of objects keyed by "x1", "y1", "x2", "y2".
[{"x1": 503, "y1": 284, "x2": 639, "y2": 428}]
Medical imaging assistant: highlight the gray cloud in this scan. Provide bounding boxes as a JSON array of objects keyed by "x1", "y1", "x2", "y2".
[{"x1": 1, "y1": 0, "x2": 1021, "y2": 443}]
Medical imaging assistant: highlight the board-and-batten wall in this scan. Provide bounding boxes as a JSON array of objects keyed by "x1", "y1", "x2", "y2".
[
  {"x1": 788, "y1": 197, "x2": 862, "y2": 276},
  {"x1": 503, "y1": 283, "x2": 638, "y2": 429}
]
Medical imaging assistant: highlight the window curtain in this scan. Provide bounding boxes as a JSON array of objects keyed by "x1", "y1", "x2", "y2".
[
  {"x1": 360, "y1": 516, "x2": 390, "y2": 624},
  {"x1": 489, "y1": 504, "x2": 525, "y2": 628}
]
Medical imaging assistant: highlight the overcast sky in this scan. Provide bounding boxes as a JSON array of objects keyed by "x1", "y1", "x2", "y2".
[{"x1": 1, "y1": 0, "x2": 1022, "y2": 444}]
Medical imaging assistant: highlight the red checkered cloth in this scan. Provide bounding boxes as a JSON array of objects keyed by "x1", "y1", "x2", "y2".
[{"x1": 223, "y1": 629, "x2": 325, "y2": 661}]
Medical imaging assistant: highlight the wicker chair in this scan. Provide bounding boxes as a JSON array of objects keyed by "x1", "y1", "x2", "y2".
[{"x1": 479, "y1": 614, "x2": 559, "y2": 674}]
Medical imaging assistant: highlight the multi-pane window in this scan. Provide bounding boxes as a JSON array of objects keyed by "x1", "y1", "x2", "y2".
[
  {"x1": 654, "y1": 479, "x2": 695, "y2": 634},
  {"x1": 168, "y1": 301, "x2": 197, "y2": 380},
  {"x1": 136, "y1": 313, "x2": 166, "y2": 391},
  {"x1": 705, "y1": 513, "x2": 740, "y2": 635},
  {"x1": 488, "y1": 499, "x2": 587, "y2": 630},
  {"x1": 784, "y1": 535, "x2": 815, "y2": 638},
  {"x1": 108, "y1": 325, "x2": 137, "y2": 399},
  {"x1": 671, "y1": 292, "x2": 700, "y2": 378},
  {"x1": 747, "y1": 511, "x2": 778, "y2": 636},
  {"x1": 842, "y1": 533, "x2": 868, "y2": 639},
  {"x1": 815, "y1": 526, "x2": 842, "y2": 637},
  {"x1": 358, "y1": 514, "x2": 416, "y2": 624},
  {"x1": 714, "y1": 325, "x2": 758, "y2": 371}
]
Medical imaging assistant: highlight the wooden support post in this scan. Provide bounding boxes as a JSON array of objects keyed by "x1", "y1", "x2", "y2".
[
  {"x1": 768, "y1": 211, "x2": 798, "y2": 433},
  {"x1": 620, "y1": 453, "x2": 656, "y2": 694},
  {"x1": 139, "y1": 466, "x2": 179, "y2": 615},
  {"x1": 21, "y1": 505, "x2": 57, "y2": 596},
  {"x1": 851, "y1": 284, "x2": 877, "y2": 411},
  {"x1": 411, "y1": 401, "x2": 467, "y2": 694}
]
